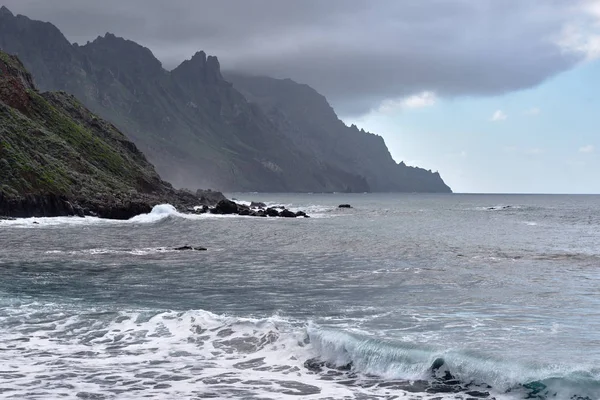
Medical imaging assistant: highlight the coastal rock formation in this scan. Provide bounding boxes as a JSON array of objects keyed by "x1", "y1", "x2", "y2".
[
  {"x1": 0, "y1": 8, "x2": 452, "y2": 193},
  {"x1": 0, "y1": 51, "x2": 210, "y2": 219},
  {"x1": 173, "y1": 246, "x2": 207, "y2": 251},
  {"x1": 195, "y1": 198, "x2": 310, "y2": 218}
]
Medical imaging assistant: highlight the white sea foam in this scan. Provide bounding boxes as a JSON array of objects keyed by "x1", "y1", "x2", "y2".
[
  {"x1": 128, "y1": 203, "x2": 184, "y2": 223},
  {"x1": 0, "y1": 303, "x2": 596, "y2": 399},
  {"x1": 0, "y1": 215, "x2": 111, "y2": 228},
  {"x1": 43, "y1": 247, "x2": 176, "y2": 256},
  {"x1": 0, "y1": 202, "x2": 332, "y2": 228}
]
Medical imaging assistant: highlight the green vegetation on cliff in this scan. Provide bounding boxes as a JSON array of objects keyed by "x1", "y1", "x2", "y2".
[{"x1": 0, "y1": 51, "x2": 198, "y2": 218}]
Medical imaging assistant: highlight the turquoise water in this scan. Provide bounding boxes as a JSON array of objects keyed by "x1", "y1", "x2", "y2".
[{"x1": 0, "y1": 194, "x2": 598, "y2": 399}]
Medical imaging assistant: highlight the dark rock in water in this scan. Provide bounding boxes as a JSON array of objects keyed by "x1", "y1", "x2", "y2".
[
  {"x1": 211, "y1": 199, "x2": 238, "y2": 214},
  {"x1": 338, "y1": 204, "x2": 352, "y2": 208},
  {"x1": 488, "y1": 205, "x2": 512, "y2": 211},
  {"x1": 73, "y1": 204, "x2": 86, "y2": 218},
  {"x1": 96, "y1": 202, "x2": 152, "y2": 220},
  {"x1": 237, "y1": 204, "x2": 251, "y2": 212},
  {"x1": 335, "y1": 362, "x2": 353, "y2": 371},
  {"x1": 195, "y1": 189, "x2": 226, "y2": 206},
  {"x1": 280, "y1": 209, "x2": 297, "y2": 218},
  {"x1": 238, "y1": 208, "x2": 251, "y2": 216},
  {"x1": 426, "y1": 384, "x2": 461, "y2": 393},
  {"x1": 265, "y1": 208, "x2": 280, "y2": 217},
  {"x1": 250, "y1": 201, "x2": 266, "y2": 209},
  {"x1": 194, "y1": 205, "x2": 209, "y2": 214},
  {"x1": 465, "y1": 390, "x2": 490, "y2": 398},
  {"x1": 295, "y1": 211, "x2": 308, "y2": 218},
  {"x1": 255, "y1": 210, "x2": 267, "y2": 217},
  {"x1": 304, "y1": 358, "x2": 325, "y2": 373},
  {"x1": 174, "y1": 246, "x2": 207, "y2": 251}
]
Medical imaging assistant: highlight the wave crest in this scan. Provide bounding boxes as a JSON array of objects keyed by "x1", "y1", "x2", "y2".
[{"x1": 307, "y1": 325, "x2": 600, "y2": 399}]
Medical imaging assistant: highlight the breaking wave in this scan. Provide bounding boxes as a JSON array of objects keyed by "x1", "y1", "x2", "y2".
[{"x1": 1, "y1": 304, "x2": 597, "y2": 399}]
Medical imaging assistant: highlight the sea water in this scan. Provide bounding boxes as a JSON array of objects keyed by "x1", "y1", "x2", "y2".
[{"x1": 0, "y1": 193, "x2": 598, "y2": 399}]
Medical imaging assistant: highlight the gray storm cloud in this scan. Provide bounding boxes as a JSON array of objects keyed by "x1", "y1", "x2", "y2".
[{"x1": 0, "y1": 0, "x2": 589, "y2": 115}]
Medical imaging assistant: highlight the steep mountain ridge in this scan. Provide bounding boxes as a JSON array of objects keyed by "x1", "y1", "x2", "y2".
[
  {"x1": 224, "y1": 74, "x2": 451, "y2": 193},
  {"x1": 0, "y1": 7, "x2": 451, "y2": 193},
  {"x1": 0, "y1": 50, "x2": 202, "y2": 218}
]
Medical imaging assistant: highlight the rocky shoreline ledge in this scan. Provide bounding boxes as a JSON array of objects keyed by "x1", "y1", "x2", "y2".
[
  {"x1": 0, "y1": 189, "x2": 223, "y2": 220},
  {"x1": 0, "y1": 191, "x2": 312, "y2": 220}
]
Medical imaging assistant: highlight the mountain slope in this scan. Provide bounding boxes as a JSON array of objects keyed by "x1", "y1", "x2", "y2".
[
  {"x1": 0, "y1": 8, "x2": 369, "y2": 193},
  {"x1": 0, "y1": 7, "x2": 451, "y2": 193},
  {"x1": 224, "y1": 74, "x2": 451, "y2": 193},
  {"x1": 0, "y1": 50, "x2": 200, "y2": 218}
]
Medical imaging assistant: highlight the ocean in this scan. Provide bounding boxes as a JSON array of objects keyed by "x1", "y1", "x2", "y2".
[{"x1": 0, "y1": 193, "x2": 598, "y2": 399}]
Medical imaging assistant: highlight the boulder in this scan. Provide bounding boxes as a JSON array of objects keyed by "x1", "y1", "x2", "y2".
[
  {"x1": 238, "y1": 208, "x2": 251, "y2": 216},
  {"x1": 211, "y1": 199, "x2": 238, "y2": 214},
  {"x1": 250, "y1": 201, "x2": 266, "y2": 209},
  {"x1": 72, "y1": 204, "x2": 86, "y2": 218},
  {"x1": 295, "y1": 211, "x2": 309, "y2": 218},
  {"x1": 265, "y1": 207, "x2": 280, "y2": 217},
  {"x1": 338, "y1": 204, "x2": 352, "y2": 208},
  {"x1": 96, "y1": 201, "x2": 152, "y2": 220},
  {"x1": 280, "y1": 209, "x2": 297, "y2": 218},
  {"x1": 196, "y1": 189, "x2": 227, "y2": 206},
  {"x1": 237, "y1": 204, "x2": 251, "y2": 212},
  {"x1": 195, "y1": 205, "x2": 209, "y2": 214}
]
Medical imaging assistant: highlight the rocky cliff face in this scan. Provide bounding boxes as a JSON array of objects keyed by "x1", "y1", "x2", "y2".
[
  {"x1": 0, "y1": 50, "x2": 201, "y2": 218},
  {"x1": 225, "y1": 74, "x2": 452, "y2": 193},
  {"x1": 0, "y1": 7, "x2": 451, "y2": 193}
]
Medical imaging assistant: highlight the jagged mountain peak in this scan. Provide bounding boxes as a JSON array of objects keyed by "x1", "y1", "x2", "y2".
[
  {"x1": 173, "y1": 50, "x2": 224, "y2": 84},
  {"x1": 0, "y1": 5, "x2": 13, "y2": 17},
  {"x1": 82, "y1": 32, "x2": 164, "y2": 75},
  {"x1": 190, "y1": 50, "x2": 207, "y2": 63}
]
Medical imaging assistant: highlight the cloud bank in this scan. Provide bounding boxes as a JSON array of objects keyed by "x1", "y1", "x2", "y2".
[{"x1": 2, "y1": 0, "x2": 599, "y2": 115}]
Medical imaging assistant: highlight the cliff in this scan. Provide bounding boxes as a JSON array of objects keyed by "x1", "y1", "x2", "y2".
[
  {"x1": 0, "y1": 7, "x2": 451, "y2": 193},
  {"x1": 224, "y1": 74, "x2": 451, "y2": 193},
  {"x1": 0, "y1": 50, "x2": 201, "y2": 218}
]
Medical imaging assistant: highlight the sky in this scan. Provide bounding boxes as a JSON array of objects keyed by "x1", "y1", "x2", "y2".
[{"x1": 2, "y1": 0, "x2": 600, "y2": 193}]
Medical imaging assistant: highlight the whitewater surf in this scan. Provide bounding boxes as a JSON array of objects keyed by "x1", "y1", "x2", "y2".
[{"x1": 0, "y1": 193, "x2": 598, "y2": 399}]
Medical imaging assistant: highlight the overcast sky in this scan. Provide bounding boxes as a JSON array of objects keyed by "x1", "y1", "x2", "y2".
[{"x1": 3, "y1": 0, "x2": 600, "y2": 193}]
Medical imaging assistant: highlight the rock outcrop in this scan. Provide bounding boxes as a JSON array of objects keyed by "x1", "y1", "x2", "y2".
[{"x1": 0, "y1": 51, "x2": 212, "y2": 219}]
